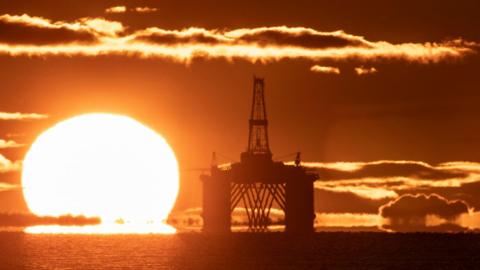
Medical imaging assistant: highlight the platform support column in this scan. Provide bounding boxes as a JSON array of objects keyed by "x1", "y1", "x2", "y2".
[
  {"x1": 285, "y1": 176, "x2": 315, "y2": 234},
  {"x1": 201, "y1": 171, "x2": 231, "y2": 234}
]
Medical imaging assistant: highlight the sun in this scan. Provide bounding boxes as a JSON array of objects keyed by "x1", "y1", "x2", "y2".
[{"x1": 21, "y1": 113, "x2": 179, "y2": 233}]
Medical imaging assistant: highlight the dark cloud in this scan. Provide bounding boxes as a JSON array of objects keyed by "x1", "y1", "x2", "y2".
[
  {"x1": 0, "y1": 19, "x2": 97, "y2": 45},
  {"x1": 135, "y1": 32, "x2": 223, "y2": 46},
  {"x1": 134, "y1": 28, "x2": 371, "y2": 49},
  {"x1": 397, "y1": 181, "x2": 480, "y2": 212},
  {"x1": 380, "y1": 193, "x2": 469, "y2": 220},
  {"x1": 378, "y1": 193, "x2": 472, "y2": 232},
  {"x1": 0, "y1": 213, "x2": 100, "y2": 227},
  {"x1": 233, "y1": 29, "x2": 370, "y2": 49},
  {"x1": 313, "y1": 161, "x2": 468, "y2": 181}
]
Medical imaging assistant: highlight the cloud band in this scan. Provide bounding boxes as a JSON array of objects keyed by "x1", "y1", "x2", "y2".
[{"x1": 0, "y1": 14, "x2": 476, "y2": 64}]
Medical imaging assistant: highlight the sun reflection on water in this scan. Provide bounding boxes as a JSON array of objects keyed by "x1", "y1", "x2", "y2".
[{"x1": 24, "y1": 222, "x2": 176, "y2": 234}]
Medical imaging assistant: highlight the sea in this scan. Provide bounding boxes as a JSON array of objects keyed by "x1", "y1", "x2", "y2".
[{"x1": 1, "y1": 232, "x2": 480, "y2": 269}]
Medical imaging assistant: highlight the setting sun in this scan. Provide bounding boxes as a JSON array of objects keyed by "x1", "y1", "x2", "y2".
[{"x1": 21, "y1": 113, "x2": 179, "y2": 233}]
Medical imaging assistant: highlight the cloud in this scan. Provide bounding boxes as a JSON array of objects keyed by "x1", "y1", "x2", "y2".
[
  {"x1": 0, "y1": 154, "x2": 21, "y2": 174},
  {"x1": 315, "y1": 192, "x2": 473, "y2": 232},
  {"x1": 319, "y1": 185, "x2": 398, "y2": 200},
  {"x1": 0, "y1": 153, "x2": 22, "y2": 191},
  {"x1": 301, "y1": 160, "x2": 467, "y2": 179},
  {"x1": 78, "y1": 17, "x2": 124, "y2": 37},
  {"x1": 314, "y1": 213, "x2": 382, "y2": 227},
  {"x1": 0, "y1": 14, "x2": 475, "y2": 64},
  {"x1": 380, "y1": 193, "x2": 469, "y2": 220},
  {"x1": 0, "y1": 183, "x2": 20, "y2": 192},
  {"x1": 0, "y1": 139, "x2": 25, "y2": 149},
  {"x1": 457, "y1": 211, "x2": 480, "y2": 231},
  {"x1": 226, "y1": 27, "x2": 369, "y2": 49},
  {"x1": 0, "y1": 14, "x2": 123, "y2": 43},
  {"x1": 355, "y1": 66, "x2": 377, "y2": 75},
  {"x1": 310, "y1": 65, "x2": 340, "y2": 74},
  {"x1": 0, "y1": 213, "x2": 100, "y2": 227},
  {"x1": 105, "y1": 6, "x2": 157, "y2": 14},
  {"x1": 0, "y1": 14, "x2": 100, "y2": 45},
  {"x1": 105, "y1": 6, "x2": 127, "y2": 14},
  {"x1": 295, "y1": 160, "x2": 476, "y2": 200},
  {"x1": 305, "y1": 160, "x2": 480, "y2": 231},
  {"x1": 133, "y1": 7, "x2": 158, "y2": 13},
  {"x1": 0, "y1": 111, "x2": 48, "y2": 120},
  {"x1": 379, "y1": 193, "x2": 470, "y2": 232}
]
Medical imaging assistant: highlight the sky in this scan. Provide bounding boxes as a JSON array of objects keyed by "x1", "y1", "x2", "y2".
[{"x1": 1, "y1": 0, "x2": 480, "y2": 232}]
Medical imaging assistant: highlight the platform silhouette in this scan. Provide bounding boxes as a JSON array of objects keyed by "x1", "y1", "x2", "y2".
[{"x1": 201, "y1": 77, "x2": 318, "y2": 234}]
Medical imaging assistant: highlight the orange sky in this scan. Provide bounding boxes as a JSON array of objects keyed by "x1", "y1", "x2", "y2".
[{"x1": 1, "y1": 0, "x2": 480, "y2": 232}]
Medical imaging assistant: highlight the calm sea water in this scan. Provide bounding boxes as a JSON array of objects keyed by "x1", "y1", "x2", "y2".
[{"x1": 1, "y1": 232, "x2": 480, "y2": 269}]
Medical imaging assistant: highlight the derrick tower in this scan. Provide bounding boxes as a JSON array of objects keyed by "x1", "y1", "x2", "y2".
[
  {"x1": 201, "y1": 77, "x2": 318, "y2": 234},
  {"x1": 247, "y1": 77, "x2": 270, "y2": 156}
]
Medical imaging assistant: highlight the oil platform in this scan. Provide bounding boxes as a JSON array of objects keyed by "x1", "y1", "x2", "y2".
[{"x1": 201, "y1": 77, "x2": 318, "y2": 234}]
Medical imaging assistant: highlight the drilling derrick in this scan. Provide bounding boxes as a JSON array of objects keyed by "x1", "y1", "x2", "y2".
[
  {"x1": 247, "y1": 78, "x2": 270, "y2": 155},
  {"x1": 201, "y1": 77, "x2": 318, "y2": 234}
]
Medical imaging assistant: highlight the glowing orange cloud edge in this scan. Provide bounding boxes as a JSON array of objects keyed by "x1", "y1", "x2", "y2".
[
  {"x1": 0, "y1": 111, "x2": 48, "y2": 120},
  {"x1": 310, "y1": 65, "x2": 340, "y2": 74},
  {"x1": 0, "y1": 14, "x2": 476, "y2": 63},
  {"x1": 0, "y1": 154, "x2": 21, "y2": 173},
  {"x1": 286, "y1": 160, "x2": 480, "y2": 200},
  {"x1": 0, "y1": 139, "x2": 25, "y2": 149}
]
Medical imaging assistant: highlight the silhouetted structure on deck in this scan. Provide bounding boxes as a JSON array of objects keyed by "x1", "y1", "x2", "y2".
[{"x1": 201, "y1": 77, "x2": 318, "y2": 234}]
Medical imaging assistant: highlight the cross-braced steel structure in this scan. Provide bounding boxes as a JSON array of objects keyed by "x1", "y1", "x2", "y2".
[{"x1": 230, "y1": 183, "x2": 286, "y2": 231}]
